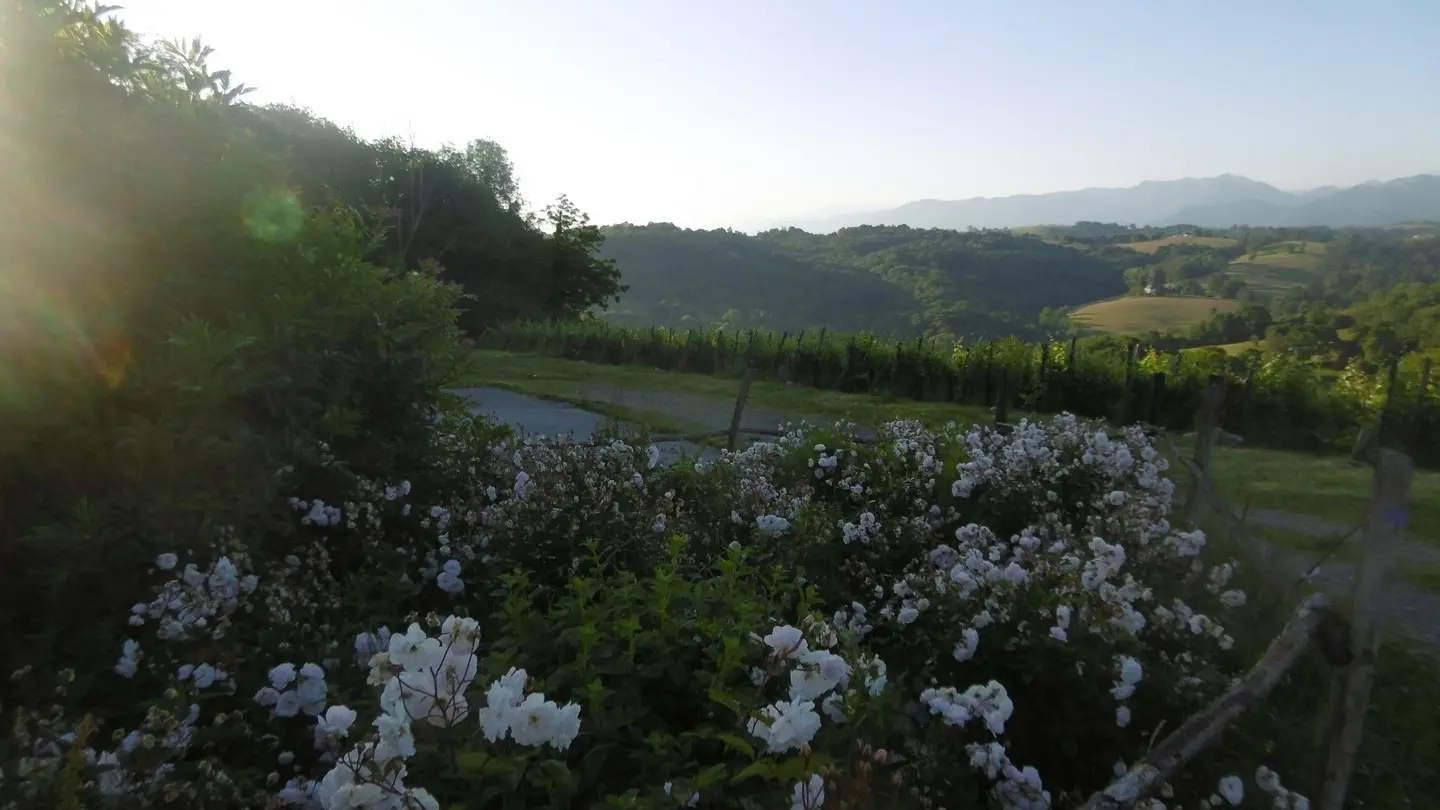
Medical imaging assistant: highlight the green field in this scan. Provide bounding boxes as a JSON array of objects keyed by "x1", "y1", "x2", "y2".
[
  {"x1": 1225, "y1": 241, "x2": 1327, "y2": 291},
  {"x1": 1121, "y1": 235, "x2": 1239, "y2": 254},
  {"x1": 1217, "y1": 340, "x2": 1264, "y2": 356},
  {"x1": 1070, "y1": 295, "x2": 1242, "y2": 334},
  {"x1": 459, "y1": 350, "x2": 996, "y2": 430}
]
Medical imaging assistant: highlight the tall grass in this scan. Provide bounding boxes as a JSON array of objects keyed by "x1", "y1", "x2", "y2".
[{"x1": 480, "y1": 320, "x2": 1439, "y2": 465}]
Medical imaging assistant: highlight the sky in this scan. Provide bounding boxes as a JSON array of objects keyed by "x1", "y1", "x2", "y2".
[{"x1": 115, "y1": 0, "x2": 1440, "y2": 229}]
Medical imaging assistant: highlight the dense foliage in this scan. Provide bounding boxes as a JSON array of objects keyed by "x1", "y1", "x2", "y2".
[
  {"x1": 0, "y1": 0, "x2": 617, "y2": 688},
  {"x1": 5, "y1": 406, "x2": 1334, "y2": 809},
  {"x1": 482, "y1": 321, "x2": 1440, "y2": 466},
  {"x1": 598, "y1": 224, "x2": 1127, "y2": 341}
]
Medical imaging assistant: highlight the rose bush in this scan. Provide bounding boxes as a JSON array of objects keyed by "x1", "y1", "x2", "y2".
[{"x1": 0, "y1": 411, "x2": 1313, "y2": 809}]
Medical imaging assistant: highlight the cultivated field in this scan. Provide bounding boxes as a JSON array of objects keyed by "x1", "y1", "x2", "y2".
[
  {"x1": 1224, "y1": 241, "x2": 1328, "y2": 291},
  {"x1": 1069, "y1": 294, "x2": 1242, "y2": 334},
  {"x1": 1121, "y1": 235, "x2": 1239, "y2": 253}
]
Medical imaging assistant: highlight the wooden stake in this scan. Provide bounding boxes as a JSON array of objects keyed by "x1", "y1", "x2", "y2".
[
  {"x1": 1148, "y1": 371, "x2": 1166, "y2": 427},
  {"x1": 726, "y1": 368, "x2": 754, "y2": 452},
  {"x1": 994, "y1": 369, "x2": 1012, "y2": 431},
  {"x1": 1316, "y1": 449, "x2": 1414, "y2": 810},
  {"x1": 1183, "y1": 374, "x2": 1228, "y2": 524},
  {"x1": 1407, "y1": 357, "x2": 1433, "y2": 452}
]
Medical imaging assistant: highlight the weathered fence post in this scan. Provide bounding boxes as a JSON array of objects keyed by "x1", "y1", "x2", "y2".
[
  {"x1": 1148, "y1": 371, "x2": 1166, "y2": 427},
  {"x1": 1376, "y1": 358, "x2": 1400, "y2": 446},
  {"x1": 1183, "y1": 374, "x2": 1228, "y2": 523},
  {"x1": 726, "y1": 368, "x2": 755, "y2": 452},
  {"x1": 994, "y1": 370, "x2": 1012, "y2": 433},
  {"x1": 1316, "y1": 449, "x2": 1414, "y2": 810},
  {"x1": 1350, "y1": 427, "x2": 1377, "y2": 465},
  {"x1": 1115, "y1": 339, "x2": 1138, "y2": 425},
  {"x1": 1406, "y1": 357, "x2": 1433, "y2": 452}
]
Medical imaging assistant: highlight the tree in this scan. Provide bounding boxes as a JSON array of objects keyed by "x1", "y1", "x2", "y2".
[
  {"x1": 452, "y1": 139, "x2": 522, "y2": 210},
  {"x1": 538, "y1": 195, "x2": 625, "y2": 321}
]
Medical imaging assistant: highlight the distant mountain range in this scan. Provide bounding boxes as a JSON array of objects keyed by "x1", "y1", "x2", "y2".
[{"x1": 767, "y1": 174, "x2": 1440, "y2": 232}]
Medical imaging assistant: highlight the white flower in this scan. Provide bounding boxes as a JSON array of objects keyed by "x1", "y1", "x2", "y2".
[
  {"x1": 437, "y1": 559, "x2": 465, "y2": 594},
  {"x1": 764, "y1": 625, "x2": 809, "y2": 661},
  {"x1": 375, "y1": 713, "x2": 416, "y2": 764},
  {"x1": 1116, "y1": 705, "x2": 1131, "y2": 727},
  {"x1": 508, "y1": 693, "x2": 570, "y2": 749},
  {"x1": 274, "y1": 690, "x2": 303, "y2": 718},
  {"x1": 953, "y1": 627, "x2": 979, "y2": 662},
  {"x1": 316, "y1": 705, "x2": 357, "y2": 739},
  {"x1": 792, "y1": 774, "x2": 826, "y2": 810},
  {"x1": 647, "y1": 445, "x2": 661, "y2": 469},
  {"x1": 155, "y1": 553, "x2": 178, "y2": 570},
  {"x1": 269, "y1": 663, "x2": 298, "y2": 690},
  {"x1": 388, "y1": 624, "x2": 442, "y2": 672},
  {"x1": 115, "y1": 639, "x2": 141, "y2": 679},
  {"x1": 748, "y1": 699, "x2": 822, "y2": 753},
  {"x1": 478, "y1": 669, "x2": 527, "y2": 741},
  {"x1": 1217, "y1": 775, "x2": 1244, "y2": 805},
  {"x1": 1220, "y1": 589, "x2": 1247, "y2": 609}
]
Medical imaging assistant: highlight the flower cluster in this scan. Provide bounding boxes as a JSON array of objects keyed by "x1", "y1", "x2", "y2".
[{"x1": 8, "y1": 410, "x2": 1328, "y2": 810}]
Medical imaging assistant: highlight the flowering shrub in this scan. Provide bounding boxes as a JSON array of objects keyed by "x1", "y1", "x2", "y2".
[{"x1": 0, "y1": 411, "x2": 1314, "y2": 809}]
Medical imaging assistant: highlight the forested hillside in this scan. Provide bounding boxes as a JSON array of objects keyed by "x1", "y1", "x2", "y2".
[{"x1": 598, "y1": 223, "x2": 1127, "y2": 340}]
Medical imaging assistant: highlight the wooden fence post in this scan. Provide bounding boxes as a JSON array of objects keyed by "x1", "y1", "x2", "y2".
[
  {"x1": 1117, "y1": 339, "x2": 1138, "y2": 424},
  {"x1": 994, "y1": 370, "x2": 1012, "y2": 432},
  {"x1": 1376, "y1": 358, "x2": 1400, "y2": 446},
  {"x1": 1350, "y1": 427, "x2": 1377, "y2": 465},
  {"x1": 1316, "y1": 449, "x2": 1414, "y2": 810},
  {"x1": 726, "y1": 368, "x2": 755, "y2": 452},
  {"x1": 1148, "y1": 371, "x2": 1166, "y2": 427},
  {"x1": 1183, "y1": 374, "x2": 1228, "y2": 523},
  {"x1": 1406, "y1": 357, "x2": 1433, "y2": 452}
]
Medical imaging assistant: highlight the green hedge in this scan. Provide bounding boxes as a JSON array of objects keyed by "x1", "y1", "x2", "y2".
[{"x1": 480, "y1": 320, "x2": 1439, "y2": 465}]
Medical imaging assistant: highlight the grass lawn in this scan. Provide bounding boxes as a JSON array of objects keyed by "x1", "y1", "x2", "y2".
[
  {"x1": 1195, "y1": 442, "x2": 1440, "y2": 546},
  {"x1": 458, "y1": 350, "x2": 996, "y2": 429},
  {"x1": 1120, "y1": 235, "x2": 1239, "y2": 254},
  {"x1": 1070, "y1": 295, "x2": 1242, "y2": 335}
]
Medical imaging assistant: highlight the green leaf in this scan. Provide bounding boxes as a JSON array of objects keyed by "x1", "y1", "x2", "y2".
[
  {"x1": 715, "y1": 733, "x2": 756, "y2": 758},
  {"x1": 707, "y1": 688, "x2": 743, "y2": 714},
  {"x1": 455, "y1": 749, "x2": 490, "y2": 775},
  {"x1": 730, "y1": 761, "x2": 774, "y2": 784},
  {"x1": 696, "y1": 764, "x2": 729, "y2": 787}
]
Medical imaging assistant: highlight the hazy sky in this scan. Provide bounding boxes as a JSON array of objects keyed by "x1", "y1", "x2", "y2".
[{"x1": 116, "y1": 0, "x2": 1440, "y2": 229}]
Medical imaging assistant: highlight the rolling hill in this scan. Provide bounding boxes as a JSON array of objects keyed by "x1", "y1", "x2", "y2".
[
  {"x1": 771, "y1": 174, "x2": 1440, "y2": 233},
  {"x1": 1070, "y1": 295, "x2": 1243, "y2": 335},
  {"x1": 597, "y1": 224, "x2": 1128, "y2": 340}
]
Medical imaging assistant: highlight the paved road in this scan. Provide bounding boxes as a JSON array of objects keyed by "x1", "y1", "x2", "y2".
[{"x1": 445, "y1": 387, "x2": 724, "y2": 467}]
